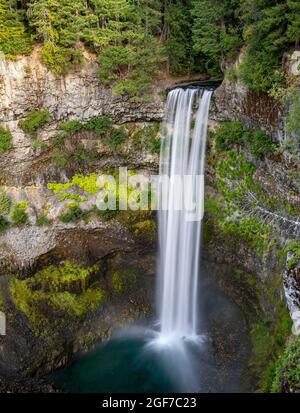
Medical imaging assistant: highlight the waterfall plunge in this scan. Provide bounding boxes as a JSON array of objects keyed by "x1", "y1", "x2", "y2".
[{"x1": 158, "y1": 88, "x2": 212, "y2": 341}]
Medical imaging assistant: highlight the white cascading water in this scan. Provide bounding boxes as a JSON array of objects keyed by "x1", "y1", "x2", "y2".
[{"x1": 158, "y1": 87, "x2": 212, "y2": 341}]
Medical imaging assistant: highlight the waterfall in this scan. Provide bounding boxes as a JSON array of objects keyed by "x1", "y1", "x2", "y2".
[{"x1": 158, "y1": 88, "x2": 212, "y2": 341}]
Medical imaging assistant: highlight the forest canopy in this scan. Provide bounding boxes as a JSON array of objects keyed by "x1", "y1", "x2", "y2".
[{"x1": 0, "y1": 0, "x2": 299, "y2": 98}]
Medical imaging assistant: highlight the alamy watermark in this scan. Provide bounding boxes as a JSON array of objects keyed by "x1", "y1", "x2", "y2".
[{"x1": 95, "y1": 167, "x2": 205, "y2": 222}]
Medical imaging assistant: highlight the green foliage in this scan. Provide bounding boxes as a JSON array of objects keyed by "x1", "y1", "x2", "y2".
[
  {"x1": 41, "y1": 41, "x2": 83, "y2": 75},
  {"x1": 271, "y1": 335, "x2": 300, "y2": 393},
  {"x1": 84, "y1": 115, "x2": 112, "y2": 135},
  {"x1": 112, "y1": 268, "x2": 137, "y2": 294},
  {"x1": 32, "y1": 139, "x2": 47, "y2": 151},
  {"x1": 191, "y1": 0, "x2": 242, "y2": 77},
  {"x1": 10, "y1": 261, "x2": 104, "y2": 335},
  {"x1": 10, "y1": 201, "x2": 29, "y2": 226},
  {"x1": 2, "y1": 0, "x2": 300, "y2": 97},
  {"x1": 213, "y1": 121, "x2": 277, "y2": 159},
  {"x1": 0, "y1": 190, "x2": 11, "y2": 215},
  {"x1": 284, "y1": 88, "x2": 300, "y2": 157},
  {"x1": 131, "y1": 123, "x2": 161, "y2": 154},
  {"x1": 19, "y1": 109, "x2": 52, "y2": 138},
  {"x1": 0, "y1": 0, "x2": 32, "y2": 57},
  {"x1": 0, "y1": 216, "x2": 9, "y2": 232},
  {"x1": 205, "y1": 149, "x2": 275, "y2": 254},
  {"x1": 164, "y1": 0, "x2": 194, "y2": 74},
  {"x1": 52, "y1": 148, "x2": 68, "y2": 168},
  {"x1": 250, "y1": 309, "x2": 292, "y2": 392},
  {"x1": 105, "y1": 127, "x2": 127, "y2": 151},
  {"x1": 239, "y1": 0, "x2": 299, "y2": 93},
  {"x1": 60, "y1": 120, "x2": 83, "y2": 135},
  {"x1": 0, "y1": 124, "x2": 13, "y2": 155},
  {"x1": 132, "y1": 219, "x2": 156, "y2": 244},
  {"x1": 285, "y1": 241, "x2": 300, "y2": 269},
  {"x1": 36, "y1": 212, "x2": 50, "y2": 226},
  {"x1": 51, "y1": 115, "x2": 119, "y2": 169},
  {"x1": 58, "y1": 203, "x2": 86, "y2": 223}
]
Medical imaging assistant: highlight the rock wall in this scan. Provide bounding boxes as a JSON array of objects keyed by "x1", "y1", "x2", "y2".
[{"x1": 210, "y1": 79, "x2": 284, "y2": 143}]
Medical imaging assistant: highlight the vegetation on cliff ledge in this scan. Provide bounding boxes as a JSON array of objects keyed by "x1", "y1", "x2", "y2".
[
  {"x1": 271, "y1": 335, "x2": 300, "y2": 393},
  {"x1": 0, "y1": 124, "x2": 13, "y2": 155},
  {"x1": 1, "y1": 1, "x2": 299, "y2": 97},
  {"x1": 10, "y1": 261, "x2": 104, "y2": 336}
]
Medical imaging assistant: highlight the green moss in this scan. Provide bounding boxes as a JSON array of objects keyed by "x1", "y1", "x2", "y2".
[
  {"x1": 112, "y1": 269, "x2": 137, "y2": 295},
  {"x1": 19, "y1": 109, "x2": 52, "y2": 139},
  {"x1": 10, "y1": 201, "x2": 29, "y2": 226},
  {"x1": 271, "y1": 335, "x2": 300, "y2": 393},
  {"x1": 0, "y1": 190, "x2": 11, "y2": 215},
  {"x1": 0, "y1": 125, "x2": 13, "y2": 155},
  {"x1": 249, "y1": 303, "x2": 292, "y2": 393},
  {"x1": 10, "y1": 261, "x2": 104, "y2": 336},
  {"x1": 132, "y1": 219, "x2": 157, "y2": 244},
  {"x1": 0, "y1": 289, "x2": 6, "y2": 311},
  {"x1": 285, "y1": 241, "x2": 300, "y2": 269},
  {"x1": 205, "y1": 194, "x2": 271, "y2": 255}
]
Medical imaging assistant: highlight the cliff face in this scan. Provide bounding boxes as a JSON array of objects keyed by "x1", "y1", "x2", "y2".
[
  {"x1": 211, "y1": 79, "x2": 284, "y2": 142},
  {"x1": 0, "y1": 49, "x2": 164, "y2": 185},
  {"x1": 0, "y1": 49, "x2": 299, "y2": 390}
]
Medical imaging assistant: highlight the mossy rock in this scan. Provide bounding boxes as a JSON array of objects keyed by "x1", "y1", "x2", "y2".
[
  {"x1": 271, "y1": 335, "x2": 300, "y2": 393},
  {"x1": 112, "y1": 269, "x2": 138, "y2": 295},
  {"x1": 10, "y1": 261, "x2": 105, "y2": 338},
  {"x1": 132, "y1": 219, "x2": 157, "y2": 244}
]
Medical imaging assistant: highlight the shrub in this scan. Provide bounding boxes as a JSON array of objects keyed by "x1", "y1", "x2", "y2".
[
  {"x1": 285, "y1": 241, "x2": 300, "y2": 269},
  {"x1": 19, "y1": 109, "x2": 52, "y2": 138},
  {"x1": 10, "y1": 201, "x2": 29, "y2": 226},
  {"x1": 73, "y1": 143, "x2": 95, "y2": 163},
  {"x1": 0, "y1": 125, "x2": 13, "y2": 155},
  {"x1": 132, "y1": 123, "x2": 160, "y2": 154},
  {"x1": 36, "y1": 212, "x2": 50, "y2": 226},
  {"x1": 214, "y1": 121, "x2": 245, "y2": 151},
  {"x1": 284, "y1": 88, "x2": 300, "y2": 157},
  {"x1": 213, "y1": 121, "x2": 277, "y2": 159},
  {"x1": 248, "y1": 129, "x2": 277, "y2": 159},
  {"x1": 271, "y1": 335, "x2": 300, "y2": 393},
  {"x1": 52, "y1": 148, "x2": 68, "y2": 168},
  {"x1": 32, "y1": 139, "x2": 47, "y2": 151},
  {"x1": 105, "y1": 127, "x2": 127, "y2": 151},
  {"x1": 60, "y1": 120, "x2": 84, "y2": 135},
  {"x1": 84, "y1": 115, "x2": 112, "y2": 135},
  {"x1": 58, "y1": 204, "x2": 85, "y2": 223},
  {"x1": 0, "y1": 191, "x2": 11, "y2": 215},
  {"x1": 0, "y1": 216, "x2": 9, "y2": 232}
]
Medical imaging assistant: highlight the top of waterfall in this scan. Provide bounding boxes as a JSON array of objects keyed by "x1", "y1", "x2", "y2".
[{"x1": 166, "y1": 79, "x2": 222, "y2": 92}]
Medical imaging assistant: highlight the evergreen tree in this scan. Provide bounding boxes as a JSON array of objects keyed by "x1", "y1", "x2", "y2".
[
  {"x1": 240, "y1": 0, "x2": 289, "y2": 92},
  {"x1": 287, "y1": 0, "x2": 300, "y2": 44},
  {"x1": 163, "y1": 0, "x2": 194, "y2": 74},
  {"x1": 191, "y1": 0, "x2": 242, "y2": 77},
  {"x1": 0, "y1": 0, "x2": 32, "y2": 57}
]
